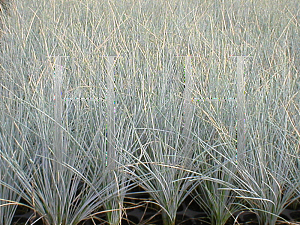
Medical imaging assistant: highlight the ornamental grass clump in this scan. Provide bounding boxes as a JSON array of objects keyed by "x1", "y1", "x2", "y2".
[
  {"x1": 0, "y1": 1, "x2": 135, "y2": 224},
  {"x1": 189, "y1": 72, "x2": 243, "y2": 224},
  {"x1": 117, "y1": 51, "x2": 208, "y2": 225},
  {"x1": 222, "y1": 53, "x2": 300, "y2": 225},
  {"x1": 0, "y1": 56, "x2": 124, "y2": 225},
  {"x1": 187, "y1": 1, "x2": 300, "y2": 224}
]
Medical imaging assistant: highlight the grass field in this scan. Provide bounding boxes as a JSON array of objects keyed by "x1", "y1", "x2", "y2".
[{"x1": 0, "y1": 0, "x2": 299, "y2": 224}]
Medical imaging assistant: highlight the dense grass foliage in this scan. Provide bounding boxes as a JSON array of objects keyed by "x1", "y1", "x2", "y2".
[{"x1": 0, "y1": 0, "x2": 299, "y2": 224}]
